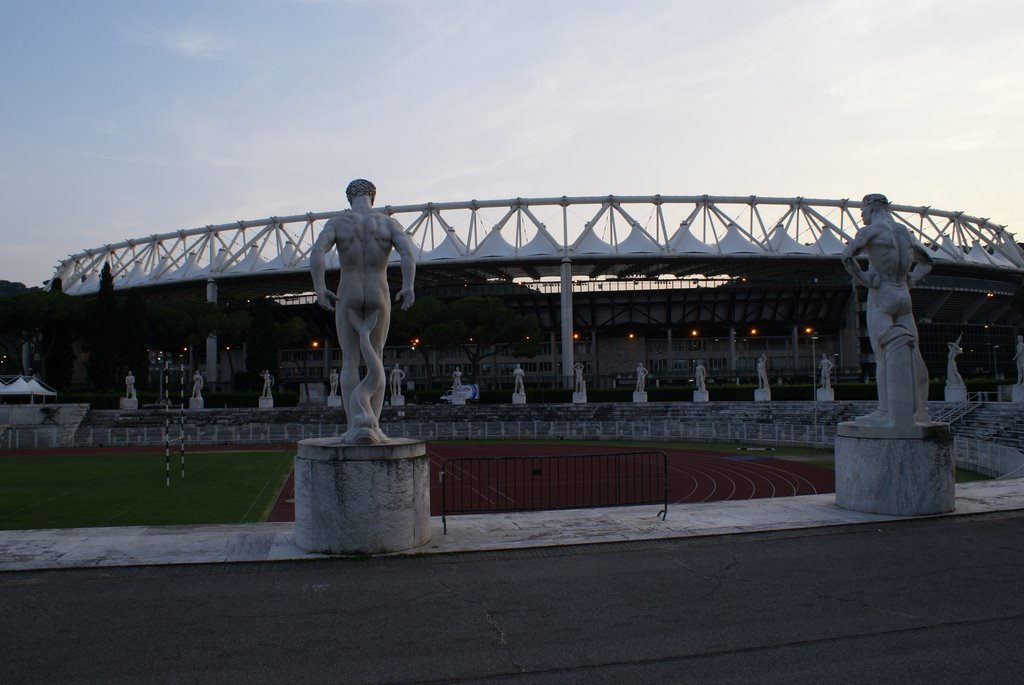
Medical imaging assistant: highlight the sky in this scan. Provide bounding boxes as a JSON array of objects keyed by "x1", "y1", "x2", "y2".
[{"x1": 2, "y1": 0, "x2": 1023, "y2": 287}]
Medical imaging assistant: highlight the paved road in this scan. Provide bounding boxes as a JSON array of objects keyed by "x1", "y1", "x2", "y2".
[{"x1": 4, "y1": 512, "x2": 1023, "y2": 684}]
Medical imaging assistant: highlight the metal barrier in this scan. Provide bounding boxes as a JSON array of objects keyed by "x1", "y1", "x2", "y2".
[{"x1": 441, "y1": 450, "x2": 668, "y2": 533}]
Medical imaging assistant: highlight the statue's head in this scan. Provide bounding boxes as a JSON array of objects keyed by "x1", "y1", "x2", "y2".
[
  {"x1": 861, "y1": 193, "x2": 890, "y2": 224},
  {"x1": 346, "y1": 179, "x2": 377, "y2": 205}
]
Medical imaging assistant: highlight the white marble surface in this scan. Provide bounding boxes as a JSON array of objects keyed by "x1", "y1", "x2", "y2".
[
  {"x1": 693, "y1": 390, "x2": 709, "y2": 403},
  {"x1": 632, "y1": 391, "x2": 647, "y2": 403},
  {"x1": 944, "y1": 385, "x2": 967, "y2": 402},
  {"x1": 3, "y1": 479, "x2": 1021, "y2": 571},
  {"x1": 816, "y1": 388, "x2": 835, "y2": 402}
]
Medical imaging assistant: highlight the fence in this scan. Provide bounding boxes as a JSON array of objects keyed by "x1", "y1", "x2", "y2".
[
  {"x1": 441, "y1": 451, "x2": 668, "y2": 533},
  {"x1": 953, "y1": 436, "x2": 1024, "y2": 479}
]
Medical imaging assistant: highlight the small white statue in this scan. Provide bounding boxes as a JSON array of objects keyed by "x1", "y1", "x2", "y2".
[
  {"x1": 635, "y1": 363, "x2": 648, "y2": 393},
  {"x1": 191, "y1": 370, "x2": 204, "y2": 399},
  {"x1": 389, "y1": 364, "x2": 406, "y2": 399},
  {"x1": 124, "y1": 371, "x2": 136, "y2": 400},
  {"x1": 841, "y1": 193, "x2": 933, "y2": 427},
  {"x1": 819, "y1": 354, "x2": 834, "y2": 390},
  {"x1": 260, "y1": 369, "x2": 274, "y2": 399},
  {"x1": 513, "y1": 364, "x2": 525, "y2": 395},
  {"x1": 1014, "y1": 335, "x2": 1024, "y2": 386},
  {"x1": 756, "y1": 355, "x2": 770, "y2": 390},
  {"x1": 695, "y1": 363, "x2": 707, "y2": 392},
  {"x1": 573, "y1": 362, "x2": 586, "y2": 394},
  {"x1": 946, "y1": 335, "x2": 964, "y2": 387},
  {"x1": 452, "y1": 367, "x2": 463, "y2": 391},
  {"x1": 329, "y1": 368, "x2": 340, "y2": 397}
]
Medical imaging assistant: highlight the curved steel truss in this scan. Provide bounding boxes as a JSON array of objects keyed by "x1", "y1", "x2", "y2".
[{"x1": 52, "y1": 195, "x2": 1023, "y2": 295}]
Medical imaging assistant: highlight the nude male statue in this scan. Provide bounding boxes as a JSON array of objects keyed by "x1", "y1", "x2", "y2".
[
  {"x1": 573, "y1": 362, "x2": 586, "y2": 394},
  {"x1": 756, "y1": 355, "x2": 769, "y2": 390},
  {"x1": 946, "y1": 335, "x2": 964, "y2": 387},
  {"x1": 819, "y1": 354, "x2": 834, "y2": 390},
  {"x1": 329, "y1": 368, "x2": 340, "y2": 397},
  {"x1": 1014, "y1": 335, "x2": 1024, "y2": 386},
  {"x1": 841, "y1": 193, "x2": 933, "y2": 426},
  {"x1": 260, "y1": 369, "x2": 274, "y2": 399},
  {"x1": 124, "y1": 371, "x2": 136, "y2": 400},
  {"x1": 389, "y1": 364, "x2": 406, "y2": 399},
  {"x1": 694, "y1": 363, "x2": 707, "y2": 392},
  {"x1": 635, "y1": 363, "x2": 648, "y2": 393},
  {"x1": 512, "y1": 364, "x2": 525, "y2": 395},
  {"x1": 311, "y1": 179, "x2": 416, "y2": 444},
  {"x1": 191, "y1": 370, "x2": 204, "y2": 399}
]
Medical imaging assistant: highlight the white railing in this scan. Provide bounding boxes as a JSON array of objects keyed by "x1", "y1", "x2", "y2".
[{"x1": 953, "y1": 436, "x2": 1024, "y2": 479}]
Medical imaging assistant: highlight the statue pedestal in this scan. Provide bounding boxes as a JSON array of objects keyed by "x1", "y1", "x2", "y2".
[
  {"x1": 1013, "y1": 386, "x2": 1024, "y2": 404},
  {"x1": 512, "y1": 393, "x2": 526, "y2": 405},
  {"x1": 944, "y1": 385, "x2": 967, "y2": 403},
  {"x1": 816, "y1": 388, "x2": 835, "y2": 402},
  {"x1": 754, "y1": 388, "x2": 771, "y2": 402},
  {"x1": 390, "y1": 395, "x2": 405, "y2": 407},
  {"x1": 451, "y1": 395, "x2": 466, "y2": 405},
  {"x1": 835, "y1": 422, "x2": 954, "y2": 516},
  {"x1": 632, "y1": 391, "x2": 647, "y2": 403},
  {"x1": 327, "y1": 395, "x2": 342, "y2": 408},
  {"x1": 119, "y1": 398, "x2": 138, "y2": 411},
  {"x1": 693, "y1": 390, "x2": 709, "y2": 403},
  {"x1": 294, "y1": 438, "x2": 430, "y2": 554},
  {"x1": 189, "y1": 397, "x2": 204, "y2": 410},
  {"x1": 572, "y1": 392, "x2": 587, "y2": 404},
  {"x1": 259, "y1": 397, "x2": 274, "y2": 409}
]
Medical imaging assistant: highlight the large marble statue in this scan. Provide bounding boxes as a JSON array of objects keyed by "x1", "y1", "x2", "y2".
[
  {"x1": 124, "y1": 371, "x2": 136, "y2": 400},
  {"x1": 452, "y1": 367, "x2": 462, "y2": 391},
  {"x1": 695, "y1": 363, "x2": 707, "y2": 392},
  {"x1": 191, "y1": 370, "x2": 204, "y2": 399},
  {"x1": 260, "y1": 369, "x2": 274, "y2": 399},
  {"x1": 635, "y1": 363, "x2": 648, "y2": 392},
  {"x1": 946, "y1": 335, "x2": 964, "y2": 387},
  {"x1": 1014, "y1": 335, "x2": 1024, "y2": 386},
  {"x1": 311, "y1": 179, "x2": 416, "y2": 444},
  {"x1": 512, "y1": 364, "x2": 525, "y2": 395},
  {"x1": 756, "y1": 355, "x2": 770, "y2": 390},
  {"x1": 329, "y1": 368, "x2": 340, "y2": 397},
  {"x1": 819, "y1": 354, "x2": 833, "y2": 390},
  {"x1": 389, "y1": 365, "x2": 406, "y2": 399},
  {"x1": 841, "y1": 193, "x2": 933, "y2": 427},
  {"x1": 573, "y1": 362, "x2": 586, "y2": 394}
]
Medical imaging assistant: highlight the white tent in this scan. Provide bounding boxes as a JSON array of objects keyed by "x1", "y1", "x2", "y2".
[{"x1": 0, "y1": 376, "x2": 58, "y2": 403}]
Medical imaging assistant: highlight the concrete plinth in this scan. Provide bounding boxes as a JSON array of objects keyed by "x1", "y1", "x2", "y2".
[
  {"x1": 390, "y1": 396, "x2": 405, "y2": 407},
  {"x1": 294, "y1": 438, "x2": 430, "y2": 554},
  {"x1": 512, "y1": 393, "x2": 526, "y2": 405},
  {"x1": 693, "y1": 390, "x2": 709, "y2": 403},
  {"x1": 632, "y1": 391, "x2": 647, "y2": 404},
  {"x1": 189, "y1": 397, "x2": 204, "y2": 410},
  {"x1": 119, "y1": 398, "x2": 138, "y2": 411},
  {"x1": 451, "y1": 395, "x2": 466, "y2": 405},
  {"x1": 326, "y1": 395, "x2": 342, "y2": 408},
  {"x1": 944, "y1": 385, "x2": 967, "y2": 403},
  {"x1": 572, "y1": 392, "x2": 587, "y2": 404},
  {"x1": 835, "y1": 422, "x2": 954, "y2": 516},
  {"x1": 816, "y1": 388, "x2": 834, "y2": 402},
  {"x1": 754, "y1": 388, "x2": 771, "y2": 402},
  {"x1": 258, "y1": 397, "x2": 273, "y2": 409},
  {"x1": 1013, "y1": 386, "x2": 1024, "y2": 404}
]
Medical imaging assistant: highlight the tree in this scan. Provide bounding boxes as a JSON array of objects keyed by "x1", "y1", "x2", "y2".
[
  {"x1": 389, "y1": 295, "x2": 445, "y2": 387},
  {"x1": 243, "y1": 298, "x2": 306, "y2": 389},
  {"x1": 84, "y1": 263, "x2": 120, "y2": 390},
  {"x1": 0, "y1": 287, "x2": 82, "y2": 385}
]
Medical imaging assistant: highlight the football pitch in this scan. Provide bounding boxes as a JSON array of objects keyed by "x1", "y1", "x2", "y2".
[{"x1": 0, "y1": 450, "x2": 294, "y2": 530}]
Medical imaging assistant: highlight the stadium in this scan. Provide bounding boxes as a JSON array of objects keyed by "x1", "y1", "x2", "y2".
[{"x1": 50, "y1": 194, "x2": 1024, "y2": 393}]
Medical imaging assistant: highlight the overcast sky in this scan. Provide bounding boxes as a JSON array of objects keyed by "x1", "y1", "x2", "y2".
[{"x1": 2, "y1": 0, "x2": 1022, "y2": 287}]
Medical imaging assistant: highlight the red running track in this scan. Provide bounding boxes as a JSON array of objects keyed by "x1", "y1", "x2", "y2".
[{"x1": 267, "y1": 443, "x2": 834, "y2": 521}]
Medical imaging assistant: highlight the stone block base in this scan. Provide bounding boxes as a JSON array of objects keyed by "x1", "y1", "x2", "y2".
[
  {"x1": 259, "y1": 397, "x2": 274, "y2": 409},
  {"x1": 327, "y1": 395, "x2": 342, "y2": 407},
  {"x1": 451, "y1": 396, "x2": 466, "y2": 405},
  {"x1": 572, "y1": 392, "x2": 587, "y2": 404},
  {"x1": 390, "y1": 395, "x2": 405, "y2": 407},
  {"x1": 693, "y1": 390, "x2": 709, "y2": 403},
  {"x1": 1014, "y1": 386, "x2": 1024, "y2": 404},
  {"x1": 816, "y1": 388, "x2": 834, "y2": 402},
  {"x1": 835, "y1": 423, "x2": 954, "y2": 516},
  {"x1": 189, "y1": 397, "x2": 204, "y2": 410},
  {"x1": 512, "y1": 393, "x2": 526, "y2": 405},
  {"x1": 632, "y1": 391, "x2": 647, "y2": 403},
  {"x1": 754, "y1": 388, "x2": 771, "y2": 402},
  {"x1": 944, "y1": 385, "x2": 967, "y2": 403},
  {"x1": 294, "y1": 438, "x2": 430, "y2": 554},
  {"x1": 119, "y1": 398, "x2": 138, "y2": 411}
]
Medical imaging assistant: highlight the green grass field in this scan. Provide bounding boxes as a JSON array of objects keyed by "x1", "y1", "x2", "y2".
[{"x1": 0, "y1": 450, "x2": 294, "y2": 530}]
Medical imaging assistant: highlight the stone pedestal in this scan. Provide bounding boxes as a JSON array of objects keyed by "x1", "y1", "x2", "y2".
[
  {"x1": 816, "y1": 387, "x2": 835, "y2": 402},
  {"x1": 944, "y1": 385, "x2": 967, "y2": 403},
  {"x1": 189, "y1": 397, "x2": 204, "y2": 410},
  {"x1": 632, "y1": 391, "x2": 647, "y2": 404},
  {"x1": 327, "y1": 395, "x2": 342, "y2": 408},
  {"x1": 835, "y1": 422, "x2": 954, "y2": 516},
  {"x1": 693, "y1": 390, "x2": 709, "y2": 403},
  {"x1": 451, "y1": 395, "x2": 466, "y2": 405},
  {"x1": 754, "y1": 388, "x2": 771, "y2": 402},
  {"x1": 512, "y1": 393, "x2": 526, "y2": 405},
  {"x1": 294, "y1": 438, "x2": 430, "y2": 554},
  {"x1": 390, "y1": 395, "x2": 405, "y2": 407},
  {"x1": 119, "y1": 398, "x2": 138, "y2": 411},
  {"x1": 259, "y1": 397, "x2": 274, "y2": 409},
  {"x1": 1013, "y1": 386, "x2": 1024, "y2": 404},
  {"x1": 572, "y1": 391, "x2": 587, "y2": 404}
]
